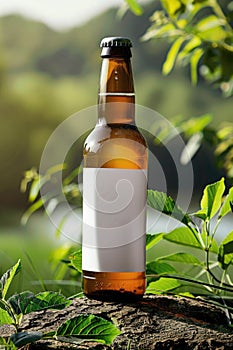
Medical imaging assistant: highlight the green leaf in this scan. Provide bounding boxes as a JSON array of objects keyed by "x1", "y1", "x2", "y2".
[
  {"x1": 125, "y1": 0, "x2": 143, "y2": 15},
  {"x1": 8, "y1": 291, "x2": 71, "y2": 315},
  {"x1": 10, "y1": 331, "x2": 42, "y2": 348},
  {"x1": 147, "y1": 190, "x2": 190, "y2": 225},
  {"x1": 28, "y1": 177, "x2": 46, "y2": 203},
  {"x1": 190, "y1": 48, "x2": 204, "y2": 85},
  {"x1": 0, "y1": 308, "x2": 14, "y2": 327},
  {"x1": 198, "y1": 178, "x2": 225, "y2": 220},
  {"x1": 142, "y1": 23, "x2": 178, "y2": 41},
  {"x1": 21, "y1": 198, "x2": 44, "y2": 225},
  {"x1": 163, "y1": 37, "x2": 186, "y2": 75},
  {"x1": 146, "y1": 233, "x2": 163, "y2": 250},
  {"x1": 196, "y1": 15, "x2": 227, "y2": 41},
  {"x1": 218, "y1": 230, "x2": 233, "y2": 269},
  {"x1": 69, "y1": 250, "x2": 82, "y2": 273},
  {"x1": 178, "y1": 36, "x2": 202, "y2": 60},
  {"x1": 55, "y1": 314, "x2": 121, "y2": 345},
  {"x1": 0, "y1": 260, "x2": 21, "y2": 299},
  {"x1": 157, "y1": 252, "x2": 202, "y2": 265},
  {"x1": 163, "y1": 227, "x2": 203, "y2": 250},
  {"x1": 180, "y1": 114, "x2": 212, "y2": 138},
  {"x1": 146, "y1": 261, "x2": 177, "y2": 275},
  {"x1": 219, "y1": 187, "x2": 233, "y2": 218},
  {"x1": 0, "y1": 337, "x2": 17, "y2": 349},
  {"x1": 161, "y1": 0, "x2": 183, "y2": 18},
  {"x1": 146, "y1": 278, "x2": 181, "y2": 294}
]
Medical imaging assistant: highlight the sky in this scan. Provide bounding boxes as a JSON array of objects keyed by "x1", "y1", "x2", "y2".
[{"x1": 0, "y1": 0, "x2": 124, "y2": 30}]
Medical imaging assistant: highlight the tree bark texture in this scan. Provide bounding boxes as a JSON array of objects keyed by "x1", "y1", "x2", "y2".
[{"x1": 1, "y1": 295, "x2": 233, "y2": 349}]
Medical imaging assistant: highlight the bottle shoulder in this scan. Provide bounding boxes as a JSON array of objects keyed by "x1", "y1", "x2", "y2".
[
  {"x1": 83, "y1": 123, "x2": 147, "y2": 169},
  {"x1": 83, "y1": 123, "x2": 146, "y2": 153},
  {"x1": 83, "y1": 123, "x2": 147, "y2": 153}
]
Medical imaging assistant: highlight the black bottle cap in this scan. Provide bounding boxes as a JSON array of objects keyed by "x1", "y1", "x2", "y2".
[
  {"x1": 100, "y1": 37, "x2": 132, "y2": 58},
  {"x1": 100, "y1": 37, "x2": 132, "y2": 48}
]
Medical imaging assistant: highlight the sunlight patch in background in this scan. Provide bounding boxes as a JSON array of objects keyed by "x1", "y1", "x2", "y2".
[{"x1": 0, "y1": 0, "x2": 123, "y2": 30}]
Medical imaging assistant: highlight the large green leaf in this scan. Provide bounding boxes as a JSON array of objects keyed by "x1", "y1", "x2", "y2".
[
  {"x1": 219, "y1": 187, "x2": 233, "y2": 218},
  {"x1": 8, "y1": 291, "x2": 71, "y2": 315},
  {"x1": 147, "y1": 190, "x2": 190, "y2": 225},
  {"x1": 218, "y1": 230, "x2": 233, "y2": 269},
  {"x1": 10, "y1": 331, "x2": 42, "y2": 348},
  {"x1": 146, "y1": 278, "x2": 181, "y2": 294},
  {"x1": 146, "y1": 261, "x2": 177, "y2": 275},
  {"x1": 55, "y1": 314, "x2": 121, "y2": 345},
  {"x1": 146, "y1": 233, "x2": 163, "y2": 250},
  {"x1": 163, "y1": 226, "x2": 203, "y2": 249},
  {"x1": 0, "y1": 260, "x2": 21, "y2": 299},
  {"x1": 157, "y1": 252, "x2": 202, "y2": 265},
  {"x1": 196, "y1": 178, "x2": 225, "y2": 220}
]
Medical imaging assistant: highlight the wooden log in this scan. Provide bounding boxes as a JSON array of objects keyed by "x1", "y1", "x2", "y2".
[{"x1": 1, "y1": 295, "x2": 233, "y2": 349}]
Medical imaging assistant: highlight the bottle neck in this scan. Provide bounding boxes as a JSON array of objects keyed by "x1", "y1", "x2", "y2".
[{"x1": 98, "y1": 57, "x2": 135, "y2": 125}]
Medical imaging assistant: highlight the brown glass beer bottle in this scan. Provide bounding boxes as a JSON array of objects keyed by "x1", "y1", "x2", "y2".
[{"x1": 82, "y1": 37, "x2": 148, "y2": 301}]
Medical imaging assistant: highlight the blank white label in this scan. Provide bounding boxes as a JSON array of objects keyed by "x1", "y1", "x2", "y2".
[{"x1": 82, "y1": 168, "x2": 147, "y2": 272}]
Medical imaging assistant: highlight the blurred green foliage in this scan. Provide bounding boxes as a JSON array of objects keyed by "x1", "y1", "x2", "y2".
[
  {"x1": 0, "y1": 4, "x2": 232, "y2": 209},
  {"x1": 130, "y1": 0, "x2": 233, "y2": 95}
]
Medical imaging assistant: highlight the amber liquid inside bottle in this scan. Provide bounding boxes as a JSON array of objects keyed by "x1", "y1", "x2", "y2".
[{"x1": 82, "y1": 49, "x2": 148, "y2": 301}]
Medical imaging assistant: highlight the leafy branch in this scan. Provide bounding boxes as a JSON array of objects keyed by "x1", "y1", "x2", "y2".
[
  {"x1": 126, "y1": 0, "x2": 233, "y2": 96},
  {"x1": 0, "y1": 261, "x2": 120, "y2": 349},
  {"x1": 145, "y1": 177, "x2": 233, "y2": 323}
]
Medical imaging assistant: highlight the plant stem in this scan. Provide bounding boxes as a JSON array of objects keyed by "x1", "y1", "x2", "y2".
[{"x1": 147, "y1": 274, "x2": 233, "y2": 293}]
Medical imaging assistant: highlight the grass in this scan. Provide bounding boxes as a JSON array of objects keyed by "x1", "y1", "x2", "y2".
[{"x1": 0, "y1": 210, "x2": 81, "y2": 296}]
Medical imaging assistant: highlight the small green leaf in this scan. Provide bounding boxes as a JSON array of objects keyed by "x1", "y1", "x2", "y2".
[
  {"x1": 8, "y1": 291, "x2": 71, "y2": 315},
  {"x1": 0, "y1": 308, "x2": 14, "y2": 326},
  {"x1": 142, "y1": 23, "x2": 178, "y2": 41},
  {"x1": 146, "y1": 233, "x2": 163, "y2": 250},
  {"x1": 10, "y1": 331, "x2": 42, "y2": 348},
  {"x1": 219, "y1": 187, "x2": 233, "y2": 218},
  {"x1": 178, "y1": 36, "x2": 202, "y2": 60},
  {"x1": 125, "y1": 0, "x2": 143, "y2": 15},
  {"x1": 190, "y1": 48, "x2": 204, "y2": 85},
  {"x1": 147, "y1": 190, "x2": 190, "y2": 225},
  {"x1": 196, "y1": 15, "x2": 227, "y2": 41},
  {"x1": 163, "y1": 37, "x2": 186, "y2": 75},
  {"x1": 0, "y1": 260, "x2": 21, "y2": 299},
  {"x1": 28, "y1": 177, "x2": 47, "y2": 203},
  {"x1": 179, "y1": 114, "x2": 212, "y2": 138},
  {"x1": 69, "y1": 250, "x2": 82, "y2": 273},
  {"x1": 146, "y1": 278, "x2": 181, "y2": 294},
  {"x1": 146, "y1": 261, "x2": 177, "y2": 275},
  {"x1": 163, "y1": 227, "x2": 202, "y2": 249},
  {"x1": 218, "y1": 230, "x2": 233, "y2": 269},
  {"x1": 199, "y1": 178, "x2": 225, "y2": 219},
  {"x1": 21, "y1": 198, "x2": 44, "y2": 225},
  {"x1": 161, "y1": 0, "x2": 183, "y2": 18},
  {"x1": 56, "y1": 314, "x2": 121, "y2": 346},
  {"x1": 157, "y1": 252, "x2": 202, "y2": 265}
]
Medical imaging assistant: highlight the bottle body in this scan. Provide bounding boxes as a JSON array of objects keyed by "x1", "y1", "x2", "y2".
[{"x1": 82, "y1": 38, "x2": 148, "y2": 301}]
